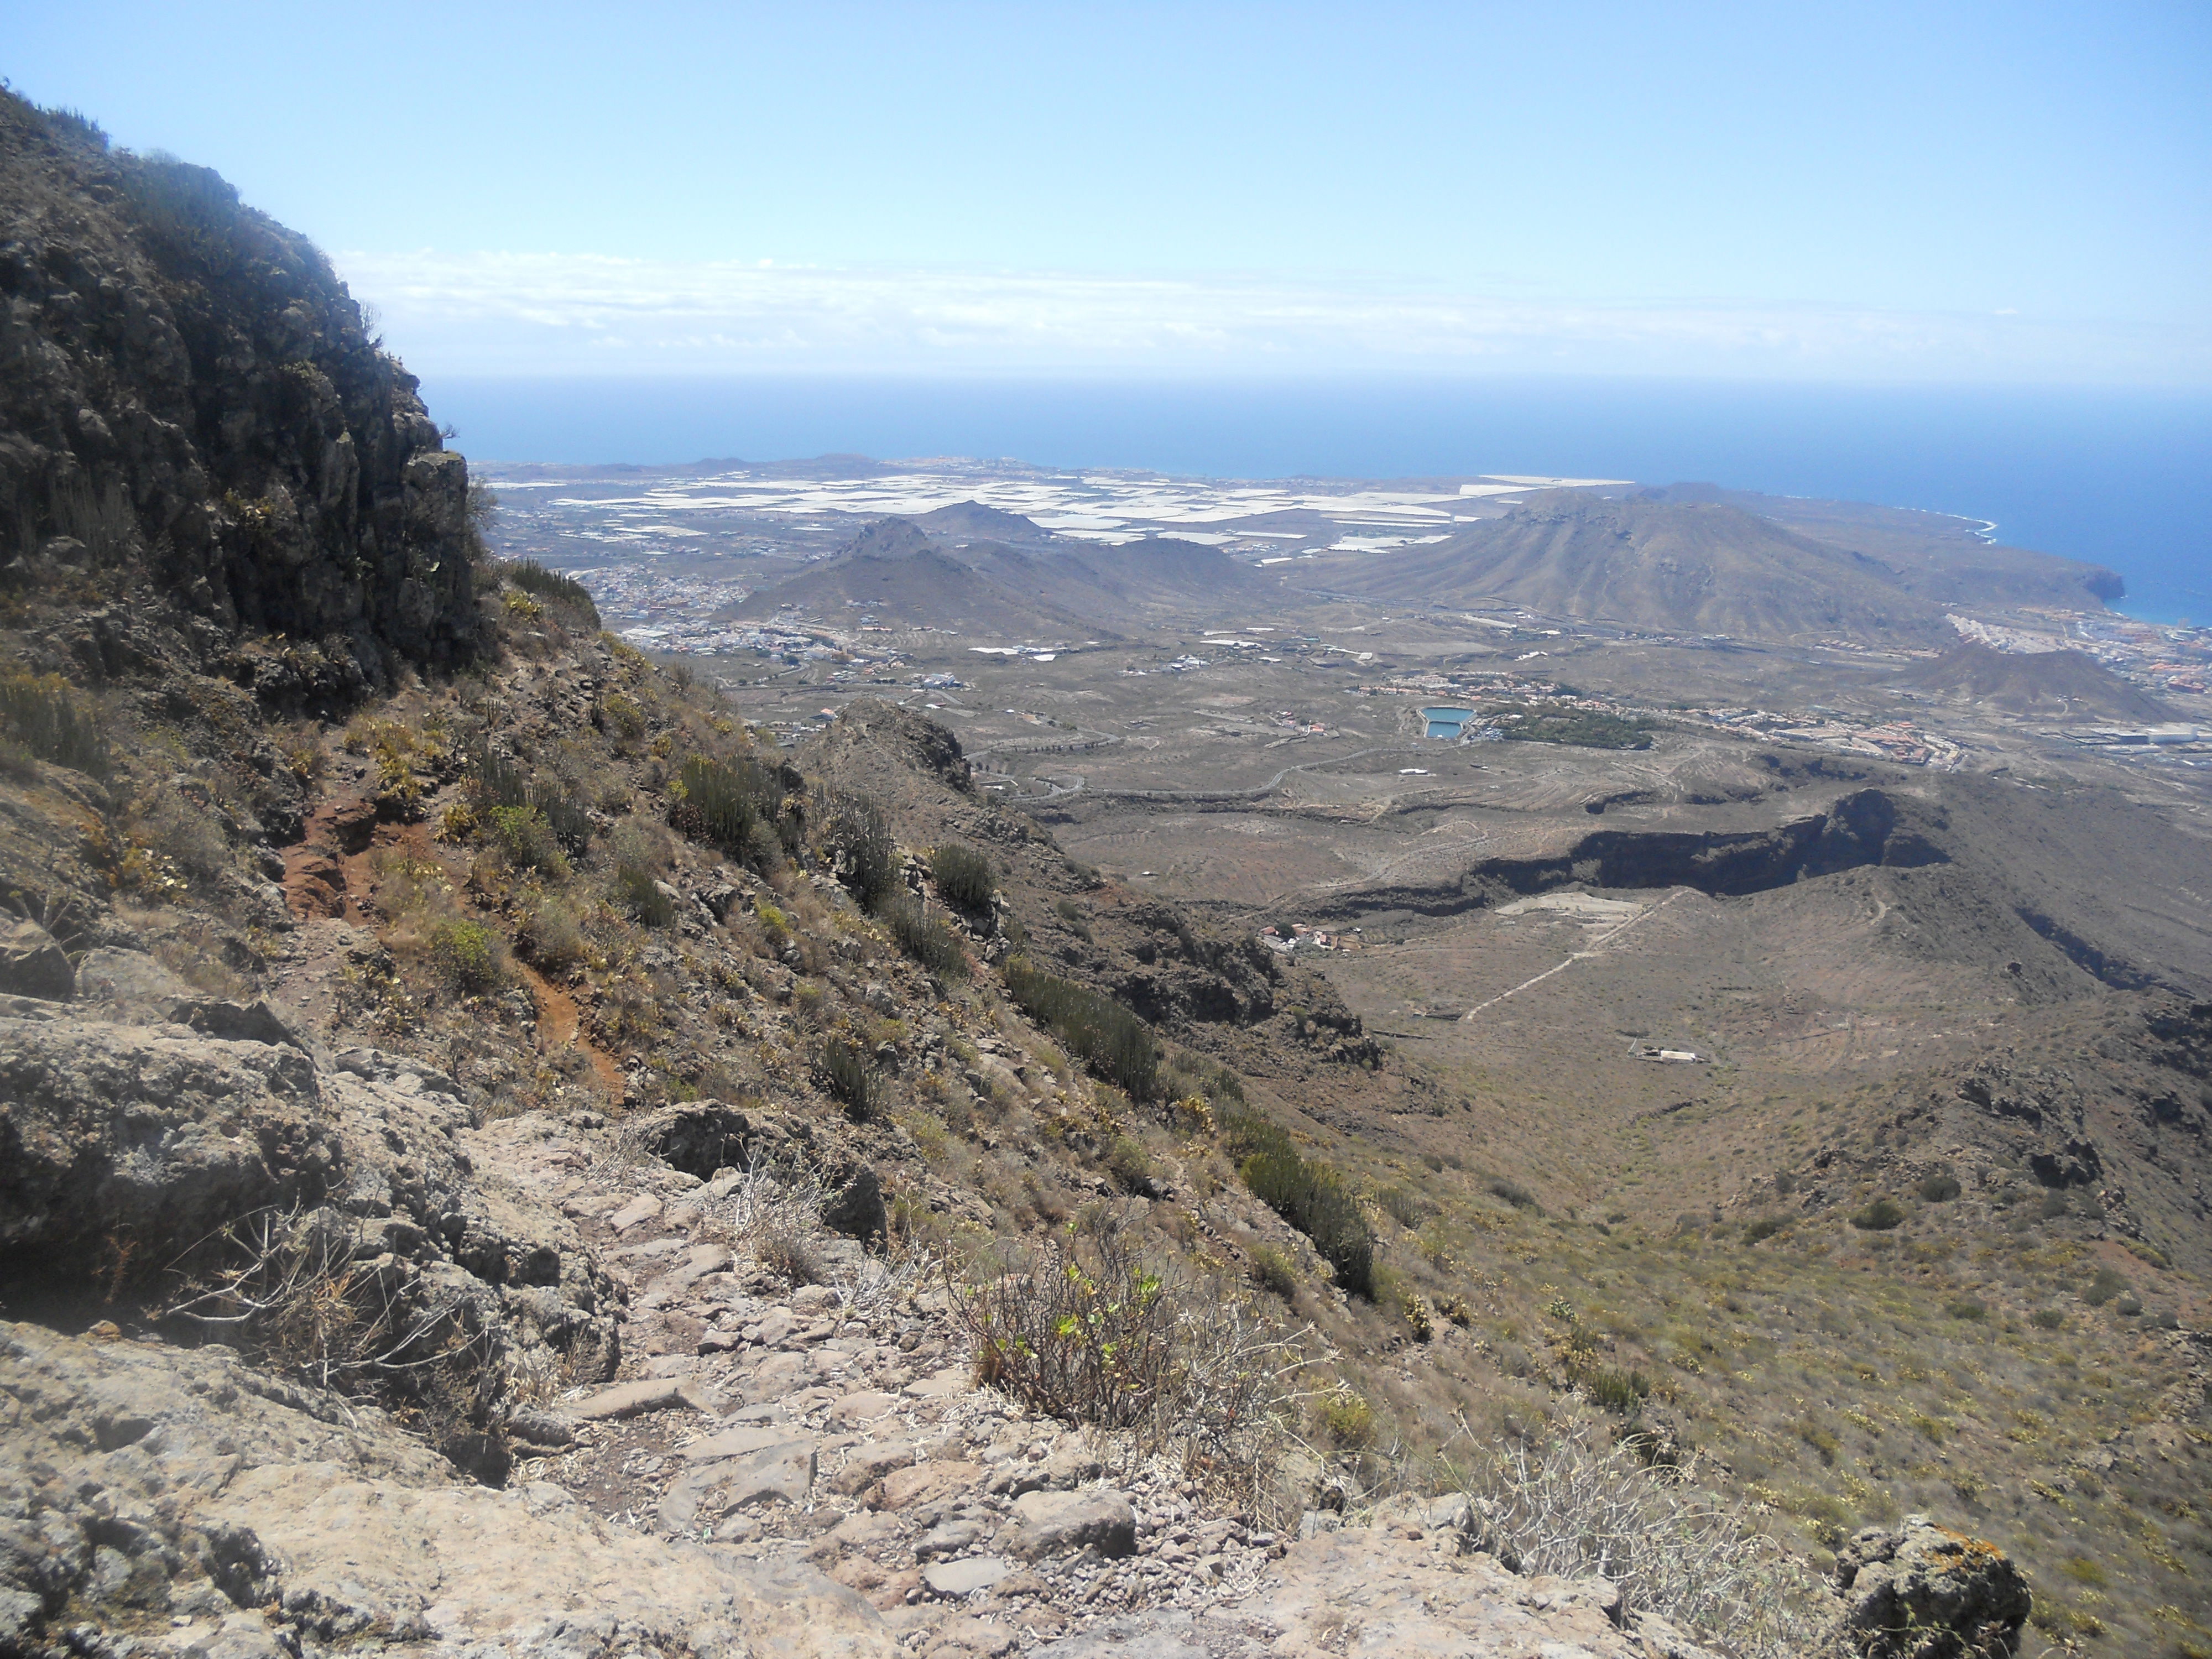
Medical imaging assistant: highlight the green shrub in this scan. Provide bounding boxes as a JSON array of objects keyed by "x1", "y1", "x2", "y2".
[
  {"x1": 1248, "y1": 1242, "x2": 1297, "y2": 1299},
  {"x1": 818, "y1": 790, "x2": 898, "y2": 908},
  {"x1": 1220, "y1": 1107, "x2": 1375, "y2": 1299},
  {"x1": 469, "y1": 743, "x2": 528, "y2": 810},
  {"x1": 427, "y1": 919, "x2": 502, "y2": 993},
  {"x1": 1053, "y1": 897, "x2": 1093, "y2": 941},
  {"x1": 484, "y1": 805, "x2": 567, "y2": 876},
  {"x1": 879, "y1": 895, "x2": 969, "y2": 978},
  {"x1": 930, "y1": 843, "x2": 995, "y2": 910},
  {"x1": 1917, "y1": 1172, "x2": 1963, "y2": 1202},
  {"x1": 598, "y1": 691, "x2": 646, "y2": 744},
  {"x1": 467, "y1": 744, "x2": 589, "y2": 855},
  {"x1": 613, "y1": 860, "x2": 674, "y2": 927},
  {"x1": 1743, "y1": 1217, "x2": 1787, "y2": 1244},
  {"x1": 2039, "y1": 1190, "x2": 2073, "y2": 1220},
  {"x1": 1006, "y1": 957, "x2": 1158, "y2": 1100},
  {"x1": 1796, "y1": 1418, "x2": 1840, "y2": 1464},
  {"x1": 533, "y1": 790, "x2": 592, "y2": 857},
  {"x1": 1945, "y1": 1297, "x2": 1987, "y2": 1321},
  {"x1": 1378, "y1": 1185, "x2": 1430, "y2": 1228},
  {"x1": 816, "y1": 1036, "x2": 884, "y2": 1120},
  {"x1": 945, "y1": 1210, "x2": 1289, "y2": 1480},
  {"x1": 2083, "y1": 1265, "x2": 2131, "y2": 1307},
  {"x1": 521, "y1": 896, "x2": 587, "y2": 971},
  {"x1": 1575, "y1": 1363, "x2": 1652, "y2": 1417},
  {"x1": 0, "y1": 670, "x2": 110, "y2": 779},
  {"x1": 502, "y1": 559, "x2": 600, "y2": 626},
  {"x1": 1104, "y1": 1134, "x2": 1155, "y2": 1194},
  {"x1": 1849, "y1": 1198, "x2": 1907, "y2": 1232},
  {"x1": 669, "y1": 754, "x2": 796, "y2": 868},
  {"x1": 1489, "y1": 1177, "x2": 1541, "y2": 1212},
  {"x1": 1160, "y1": 1050, "x2": 1245, "y2": 1108},
  {"x1": 1314, "y1": 1386, "x2": 1374, "y2": 1447},
  {"x1": 2029, "y1": 1307, "x2": 2066, "y2": 1330}
]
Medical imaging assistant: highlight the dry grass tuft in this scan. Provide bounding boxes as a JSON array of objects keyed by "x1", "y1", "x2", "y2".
[{"x1": 1452, "y1": 1428, "x2": 1840, "y2": 1658}]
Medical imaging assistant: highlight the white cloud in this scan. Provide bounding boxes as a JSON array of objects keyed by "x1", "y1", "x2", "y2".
[{"x1": 335, "y1": 249, "x2": 2207, "y2": 383}]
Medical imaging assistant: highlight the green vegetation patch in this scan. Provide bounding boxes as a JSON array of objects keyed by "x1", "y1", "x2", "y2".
[
  {"x1": 669, "y1": 753, "x2": 798, "y2": 869},
  {"x1": 1483, "y1": 701, "x2": 1657, "y2": 750},
  {"x1": 816, "y1": 1035, "x2": 884, "y2": 1121},
  {"x1": 1849, "y1": 1197, "x2": 1907, "y2": 1232},
  {"x1": 502, "y1": 559, "x2": 600, "y2": 627},
  {"x1": 929, "y1": 842, "x2": 995, "y2": 910},
  {"x1": 467, "y1": 743, "x2": 589, "y2": 855},
  {"x1": 879, "y1": 895, "x2": 970, "y2": 979},
  {"x1": 427, "y1": 919, "x2": 502, "y2": 993},
  {"x1": 613, "y1": 859, "x2": 673, "y2": 927},
  {"x1": 1, "y1": 669, "x2": 110, "y2": 779},
  {"x1": 818, "y1": 789, "x2": 898, "y2": 910},
  {"x1": 1220, "y1": 1107, "x2": 1375, "y2": 1298},
  {"x1": 1006, "y1": 956, "x2": 1157, "y2": 1100},
  {"x1": 2083, "y1": 1265, "x2": 2131, "y2": 1307}
]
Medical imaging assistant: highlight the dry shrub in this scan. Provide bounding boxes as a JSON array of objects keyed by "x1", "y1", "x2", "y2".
[
  {"x1": 1453, "y1": 1431, "x2": 1839, "y2": 1657},
  {"x1": 946, "y1": 1207, "x2": 1296, "y2": 1496},
  {"x1": 520, "y1": 894, "x2": 588, "y2": 971},
  {"x1": 687, "y1": 1165, "x2": 832, "y2": 1286},
  {"x1": 163, "y1": 1205, "x2": 504, "y2": 1463}
]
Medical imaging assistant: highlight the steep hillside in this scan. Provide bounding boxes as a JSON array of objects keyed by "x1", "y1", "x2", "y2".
[
  {"x1": 0, "y1": 92, "x2": 478, "y2": 693},
  {"x1": 0, "y1": 92, "x2": 2115, "y2": 1659},
  {"x1": 1329, "y1": 493, "x2": 1947, "y2": 644}
]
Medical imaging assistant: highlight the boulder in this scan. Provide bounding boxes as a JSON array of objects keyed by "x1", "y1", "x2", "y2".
[
  {"x1": 638, "y1": 1100, "x2": 763, "y2": 1179},
  {"x1": 0, "y1": 920, "x2": 73, "y2": 1000},
  {"x1": 1835, "y1": 1514, "x2": 2031, "y2": 1659},
  {"x1": 1006, "y1": 1488, "x2": 1137, "y2": 1559},
  {"x1": 819, "y1": 1159, "x2": 887, "y2": 1240},
  {"x1": 0, "y1": 1012, "x2": 620, "y2": 1426},
  {"x1": 0, "y1": 1010, "x2": 335, "y2": 1254}
]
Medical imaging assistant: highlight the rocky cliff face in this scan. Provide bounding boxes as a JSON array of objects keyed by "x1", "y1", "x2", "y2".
[{"x1": 0, "y1": 92, "x2": 476, "y2": 695}]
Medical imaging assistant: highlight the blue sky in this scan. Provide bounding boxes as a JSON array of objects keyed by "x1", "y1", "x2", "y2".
[{"x1": 10, "y1": 1, "x2": 2209, "y2": 382}]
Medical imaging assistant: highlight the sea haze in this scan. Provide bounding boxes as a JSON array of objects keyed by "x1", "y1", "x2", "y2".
[{"x1": 422, "y1": 375, "x2": 2212, "y2": 623}]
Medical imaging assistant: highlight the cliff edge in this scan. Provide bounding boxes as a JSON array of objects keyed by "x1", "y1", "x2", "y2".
[{"x1": 0, "y1": 92, "x2": 476, "y2": 695}]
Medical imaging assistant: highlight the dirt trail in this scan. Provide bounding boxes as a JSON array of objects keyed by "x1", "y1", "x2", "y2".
[
  {"x1": 513, "y1": 957, "x2": 625, "y2": 1094},
  {"x1": 279, "y1": 786, "x2": 626, "y2": 1097}
]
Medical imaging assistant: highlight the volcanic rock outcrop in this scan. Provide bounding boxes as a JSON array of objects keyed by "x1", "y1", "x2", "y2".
[{"x1": 0, "y1": 91, "x2": 477, "y2": 696}]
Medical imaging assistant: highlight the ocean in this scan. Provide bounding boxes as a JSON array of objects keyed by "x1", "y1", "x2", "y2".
[{"x1": 420, "y1": 375, "x2": 2212, "y2": 624}]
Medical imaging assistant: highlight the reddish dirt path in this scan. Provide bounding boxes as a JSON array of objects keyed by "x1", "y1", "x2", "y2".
[
  {"x1": 281, "y1": 786, "x2": 624, "y2": 1097},
  {"x1": 513, "y1": 957, "x2": 624, "y2": 1094}
]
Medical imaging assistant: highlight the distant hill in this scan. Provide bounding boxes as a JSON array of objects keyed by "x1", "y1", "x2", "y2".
[
  {"x1": 913, "y1": 500, "x2": 1051, "y2": 542},
  {"x1": 1897, "y1": 642, "x2": 2174, "y2": 722},
  {"x1": 1327, "y1": 493, "x2": 1946, "y2": 643},
  {"x1": 740, "y1": 517, "x2": 1277, "y2": 637},
  {"x1": 734, "y1": 525, "x2": 1105, "y2": 640},
  {"x1": 1641, "y1": 483, "x2": 2126, "y2": 611}
]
